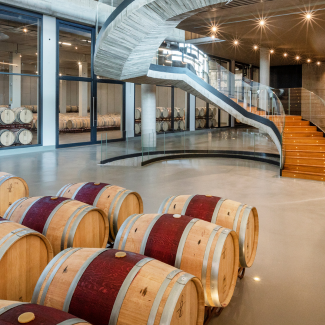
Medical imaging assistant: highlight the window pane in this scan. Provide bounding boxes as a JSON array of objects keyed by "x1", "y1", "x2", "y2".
[
  {"x1": 0, "y1": 10, "x2": 40, "y2": 75},
  {"x1": 0, "y1": 74, "x2": 39, "y2": 147},
  {"x1": 135, "y1": 84, "x2": 141, "y2": 135},
  {"x1": 156, "y1": 86, "x2": 172, "y2": 132},
  {"x1": 174, "y1": 88, "x2": 187, "y2": 131},
  {"x1": 97, "y1": 83, "x2": 123, "y2": 141},
  {"x1": 59, "y1": 26, "x2": 91, "y2": 77},
  {"x1": 195, "y1": 97, "x2": 206, "y2": 129},
  {"x1": 58, "y1": 80, "x2": 91, "y2": 144},
  {"x1": 210, "y1": 105, "x2": 218, "y2": 128},
  {"x1": 220, "y1": 109, "x2": 229, "y2": 127}
]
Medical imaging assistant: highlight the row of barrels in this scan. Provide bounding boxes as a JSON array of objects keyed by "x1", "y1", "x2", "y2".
[
  {"x1": 195, "y1": 106, "x2": 217, "y2": 118},
  {"x1": 0, "y1": 107, "x2": 33, "y2": 125},
  {"x1": 0, "y1": 172, "x2": 259, "y2": 324},
  {"x1": 0, "y1": 128, "x2": 33, "y2": 146},
  {"x1": 135, "y1": 120, "x2": 186, "y2": 134},
  {"x1": 24, "y1": 105, "x2": 91, "y2": 113},
  {"x1": 135, "y1": 107, "x2": 186, "y2": 120},
  {"x1": 196, "y1": 118, "x2": 219, "y2": 129}
]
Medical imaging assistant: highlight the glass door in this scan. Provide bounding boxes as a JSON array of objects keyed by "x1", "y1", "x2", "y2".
[{"x1": 57, "y1": 22, "x2": 95, "y2": 147}]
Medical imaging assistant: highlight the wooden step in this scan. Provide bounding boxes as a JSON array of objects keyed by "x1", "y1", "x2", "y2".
[
  {"x1": 285, "y1": 150, "x2": 325, "y2": 158},
  {"x1": 284, "y1": 132, "x2": 323, "y2": 138},
  {"x1": 282, "y1": 170, "x2": 325, "y2": 181},
  {"x1": 285, "y1": 121, "x2": 310, "y2": 126},
  {"x1": 283, "y1": 138, "x2": 325, "y2": 144},
  {"x1": 284, "y1": 164, "x2": 325, "y2": 174},
  {"x1": 284, "y1": 126, "x2": 317, "y2": 132},
  {"x1": 284, "y1": 116, "x2": 302, "y2": 121},
  {"x1": 284, "y1": 144, "x2": 325, "y2": 151},
  {"x1": 285, "y1": 157, "x2": 325, "y2": 165}
]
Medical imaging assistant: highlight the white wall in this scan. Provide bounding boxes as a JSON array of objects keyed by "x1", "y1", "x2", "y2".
[
  {"x1": 97, "y1": 83, "x2": 123, "y2": 115},
  {"x1": 156, "y1": 86, "x2": 171, "y2": 108}
]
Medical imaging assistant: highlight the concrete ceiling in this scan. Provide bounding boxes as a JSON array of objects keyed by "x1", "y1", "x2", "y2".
[{"x1": 178, "y1": 0, "x2": 325, "y2": 66}]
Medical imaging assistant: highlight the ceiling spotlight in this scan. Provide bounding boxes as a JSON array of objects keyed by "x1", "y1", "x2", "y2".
[
  {"x1": 234, "y1": 40, "x2": 239, "y2": 45},
  {"x1": 307, "y1": 59, "x2": 311, "y2": 63},
  {"x1": 35, "y1": 53, "x2": 38, "y2": 55},
  {"x1": 296, "y1": 56, "x2": 300, "y2": 60},
  {"x1": 75, "y1": 47, "x2": 78, "y2": 50},
  {"x1": 259, "y1": 19, "x2": 266, "y2": 26},
  {"x1": 59, "y1": 73, "x2": 62, "y2": 76},
  {"x1": 19, "y1": 55, "x2": 22, "y2": 58},
  {"x1": 211, "y1": 26, "x2": 217, "y2": 32},
  {"x1": 78, "y1": 61, "x2": 81, "y2": 65},
  {"x1": 23, "y1": 28, "x2": 27, "y2": 33},
  {"x1": 317, "y1": 61, "x2": 321, "y2": 65},
  {"x1": 283, "y1": 53, "x2": 288, "y2": 57},
  {"x1": 270, "y1": 49, "x2": 274, "y2": 54},
  {"x1": 305, "y1": 12, "x2": 312, "y2": 20},
  {"x1": 211, "y1": 35, "x2": 215, "y2": 39},
  {"x1": 254, "y1": 45, "x2": 258, "y2": 50},
  {"x1": 253, "y1": 277, "x2": 261, "y2": 282}
]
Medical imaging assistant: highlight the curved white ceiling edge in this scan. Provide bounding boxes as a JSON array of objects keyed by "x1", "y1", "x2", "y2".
[{"x1": 94, "y1": 0, "x2": 231, "y2": 80}]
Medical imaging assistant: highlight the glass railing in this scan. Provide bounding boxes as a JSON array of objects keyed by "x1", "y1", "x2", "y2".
[
  {"x1": 99, "y1": 128, "x2": 280, "y2": 165},
  {"x1": 277, "y1": 88, "x2": 325, "y2": 132}
]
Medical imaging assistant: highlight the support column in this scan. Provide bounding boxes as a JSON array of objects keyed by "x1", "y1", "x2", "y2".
[
  {"x1": 141, "y1": 84, "x2": 156, "y2": 148},
  {"x1": 79, "y1": 62, "x2": 88, "y2": 117},
  {"x1": 42, "y1": 15, "x2": 56, "y2": 147},
  {"x1": 189, "y1": 94, "x2": 195, "y2": 131},
  {"x1": 229, "y1": 60, "x2": 235, "y2": 126},
  {"x1": 125, "y1": 82, "x2": 135, "y2": 138},
  {"x1": 259, "y1": 48, "x2": 270, "y2": 112},
  {"x1": 9, "y1": 53, "x2": 21, "y2": 109},
  {"x1": 59, "y1": 80, "x2": 67, "y2": 113}
]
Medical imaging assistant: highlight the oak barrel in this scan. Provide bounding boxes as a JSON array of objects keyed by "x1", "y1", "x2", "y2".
[
  {"x1": 0, "y1": 107, "x2": 15, "y2": 125},
  {"x1": 32, "y1": 248, "x2": 205, "y2": 325},
  {"x1": 0, "y1": 172, "x2": 29, "y2": 217},
  {"x1": 56, "y1": 182, "x2": 143, "y2": 240},
  {"x1": 3, "y1": 196, "x2": 109, "y2": 256},
  {"x1": 114, "y1": 213, "x2": 239, "y2": 307},
  {"x1": 15, "y1": 129, "x2": 33, "y2": 145},
  {"x1": 0, "y1": 130, "x2": 15, "y2": 147},
  {"x1": 135, "y1": 107, "x2": 141, "y2": 120},
  {"x1": 13, "y1": 107, "x2": 33, "y2": 124},
  {"x1": 158, "y1": 195, "x2": 259, "y2": 268},
  {"x1": 0, "y1": 301, "x2": 90, "y2": 324},
  {"x1": 0, "y1": 217, "x2": 53, "y2": 302}
]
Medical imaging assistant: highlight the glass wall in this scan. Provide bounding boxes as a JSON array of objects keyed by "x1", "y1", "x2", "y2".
[
  {"x1": 0, "y1": 8, "x2": 41, "y2": 149},
  {"x1": 156, "y1": 86, "x2": 172, "y2": 133},
  {"x1": 174, "y1": 88, "x2": 187, "y2": 131}
]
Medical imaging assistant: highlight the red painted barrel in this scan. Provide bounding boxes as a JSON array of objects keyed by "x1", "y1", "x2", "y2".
[
  {"x1": 159, "y1": 194, "x2": 259, "y2": 268},
  {"x1": 4, "y1": 196, "x2": 108, "y2": 255},
  {"x1": 32, "y1": 248, "x2": 204, "y2": 325},
  {"x1": 56, "y1": 182, "x2": 143, "y2": 240},
  {"x1": 0, "y1": 301, "x2": 90, "y2": 324}
]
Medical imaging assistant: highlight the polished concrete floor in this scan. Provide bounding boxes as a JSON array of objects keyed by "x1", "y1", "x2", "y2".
[{"x1": 0, "y1": 139, "x2": 324, "y2": 325}]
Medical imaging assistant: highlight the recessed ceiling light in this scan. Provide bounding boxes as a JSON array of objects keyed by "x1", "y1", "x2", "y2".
[
  {"x1": 296, "y1": 56, "x2": 300, "y2": 60},
  {"x1": 270, "y1": 49, "x2": 274, "y2": 54},
  {"x1": 305, "y1": 12, "x2": 312, "y2": 20},
  {"x1": 78, "y1": 62, "x2": 81, "y2": 65},
  {"x1": 259, "y1": 19, "x2": 266, "y2": 26},
  {"x1": 234, "y1": 40, "x2": 239, "y2": 45},
  {"x1": 254, "y1": 45, "x2": 258, "y2": 50},
  {"x1": 23, "y1": 28, "x2": 27, "y2": 33},
  {"x1": 211, "y1": 26, "x2": 217, "y2": 32},
  {"x1": 307, "y1": 59, "x2": 311, "y2": 63},
  {"x1": 75, "y1": 47, "x2": 78, "y2": 50},
  {"x1": 317, "y1": 61, "x2": 321, "y2": 65},
  {"x1": 253, "y1": 277, "x2": 261, "y2": 282},
  {"x1": 283, "y1": 53, "x2": 288, "y2": 57}
]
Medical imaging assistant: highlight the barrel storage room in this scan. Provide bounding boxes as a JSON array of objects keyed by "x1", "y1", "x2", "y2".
[{"x1": 1, "y1": 1, "x2": 325, "y2": 325}]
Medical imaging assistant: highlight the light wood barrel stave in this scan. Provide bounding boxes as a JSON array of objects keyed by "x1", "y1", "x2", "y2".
[
  {"x1": 15, "y1": 129, "x2": 33, "y2": 145},
  {"x1": 32, "y1": 248, "x2": 205, "y2": 325},
  {"x1": 13, "y1": 107, "x2": 33, "y2": 124},
  {"x1": 158, "y1": 195, "x2": 259, "y2": 268},
  {"x1": 178, "y1": 107, "x2": 185, "y2": 118},
  {"x1": 199, "y1": 119, "x2": 206, "y2": 128},
  {"x1": 0, "y1": 218, "x2": 53, "y2": 302},
  {"x1": 56, "y1": 182, "x2": 143, "y2": 240},
  {"x1": 71, "y1": 106, "x2": 78, "y2": 113},
  {"x1": 0, "y1": 172, "x2": 29, "y2": 217},
  {"x1": 156, "y1": 122, "x2": 161, "y2": 132},
  {"x1": 0, "y1": 107, "x2": 15, "y2": 124},
  {"x1": 0, "y1": 300, "x2": 90, "y2": 324},
  {"x1": 0, "y1": 130, "x2": 15, "y2": 147},
  {"x1": 3, "y1": 196, "x2": 109, "y2": 256},
  {"x1": 179, "y1": 120, "x2": 186, "y2": 130},
  {"x1": 174, "y1": 120, "x2": 180, "y2": 131},
  {"x1": 212, "y1": 118, "x2": 218, "y2": 127},
  {"x1": 135, "y1": 123, "x2": 141, "y2": 134},
  {"x1": 195, "y1": 120, "x2": 200, "y2": 129},
  {"x1": 135, "y1": 107, "x2": 141, "y2": 120},
  {"x1": 199, "y1": 107, "x2": 206, "y2": 117},
  {"x1": 114, "y1": 213, "x2": 238, "y2": 307}
]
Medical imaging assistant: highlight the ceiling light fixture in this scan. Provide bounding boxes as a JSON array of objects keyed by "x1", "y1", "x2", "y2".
[
  {"x1": 211, "y1": 35, "x2": 215, "y2": 39},
  {"x1": 296, "y1": 56, "x2": 300, "y2": 60},
  {"x1": 62, "y1": 42, "x2": 71, "y2": 46},
  {"x1": 259, "y1": 19, "x2": 266, "y2": 26},
  {"x1": 78, "y1": 61, "x2": 81, "y2": 65},
  {"x1": 283, "y1": 53, "x2": 288, "y2": 57},
  {"x1": 270, "y1": 49, "x2": 274, "y2": 54},
  {"x1": 305, "y1": 12, "x2": 312, "y2": 20},
  {"x1": 23, "y1": 28, "x2": 27, "y2": 33},
  {"x1": 307, "y1": 59, "x2": 311, "y2": 63},
  {"x1": 317, "y1": 61, "x2": 321, "y2": 65},
  {"x1": 75, "y1": 47, "x2": 78, "y2": 50},
  {"x1": 211, "y1": 26, "x2": 217, "y2": 32},
  {"x1": 254, "y1": 45, "x2": 258, "y2": 50},
  {"x1": 234, "y1": 40, "x2": 239, "y2": 45}
]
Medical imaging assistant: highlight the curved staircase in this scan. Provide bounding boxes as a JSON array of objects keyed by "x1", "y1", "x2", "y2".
[{"x1": 282, "y1": 116, "x2": 325, "y2": 181}]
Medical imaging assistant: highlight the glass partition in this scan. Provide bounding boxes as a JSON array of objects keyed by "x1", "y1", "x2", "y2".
[
  {"x1": 174, "y1": 88, "x2": 187, "y2": 131},
  {"x1": 0, "y1": 8, "x2": 41, "y2": 149}
]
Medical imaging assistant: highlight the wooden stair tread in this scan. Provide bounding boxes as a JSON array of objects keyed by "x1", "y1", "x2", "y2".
[{"x1": 282, "y1": 170, "x2": 325, "y2": 177}]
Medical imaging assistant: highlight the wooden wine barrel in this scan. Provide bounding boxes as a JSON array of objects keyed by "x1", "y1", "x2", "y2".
[
  {"x1": 3, "y1": 196, "x2": 109, "y2": 256},
  {"x1": 115, "y1": 214, "x2": 238, "y2": 307},
  {"x1": 135, "y1": 122, "x2": 141, "y2": 135},
  {"x1": 156, "y1": 122, "x2": 161, "y2": 132},
  {"x1": 56, "y1": 182, "x2": 143, "y2": 241},
  {"x1": 71, "y1": 106, "x2": 78, "y2": 113},
  {"x1": 174, "y1": 108, "x2": 180, "y2": 118},
  {"x1": 178, "y1": 107, "x2": 185, "y2": 118},
  {"x1": 13, "y1": 107, "x2": 33, "y2": 124},
  {"x1": 199, "y1": 119, "x2": 206, "y2": 128},
  {"x1": 174, "y1": 120, "x2": 180, "y2": 131},
  {"x1": 0, "y1": 301, "x2": 90, "y2": 324},
  {"x1": 32, "y1": 248, "x2": 204, "y2": 325},
  {"x1": 179, "y1": 120, "x2": 186, "y2": 130},
  {"x1": 80, "y1": 118, "x2": 90, "y2": 129},
  {"x1": 15, "y1": 129, "x2": 33, "y2": 145},
  {"x1": 0, "y1": 107, "x2": 15, "y2": 125},
  {"x1": 0, "y1": 172, "x2": 29, "y2": 217},
  {"x1": 195, "y1": 120, "x2": 200, "y2": 129},
  {"x1": 158, "y1": 195, "x2": 259, "y2": 268},
  {"x1": 66, "y1": 105, "x2": 72, "y2": 113},
  {"x1": 59, "y1": 118, "x2": 67, "y2": 130},
  {"x1": 0, "y1": 218, "x2": 53, "y2": 301},
  {"x1": 135, "y1": 107, "x2": 141, "y2": 120},
  {"x1": 195, "y1": 107, "x2": 200, "y2": 117},
  {"x1": 162, "y1": 121, "x2": 170, "y2": 132},
  {"x1": 66, "y1": 119, "x2": 84, "y2": 129},
  {"x1": 0, "y1": 130, "x2": 15, "y2": 147},
  {"x1": 163, "y1": 107, "x2": 171, "y2": 118},
  {"x1": 113, "y1": 115, "x2": 121, "y2": 127},
  {"x1": 209, "y1": 119, "x2": 213, "y2": 128},
  {"x1": 32, "y1": 105, "x2": 38, "y2": 113},
  {"x1": 212, "y1": 118, "x2": 218, "y2": 127},
  {"x1": 199, "y1": 107, "x2": 206, "y2": 117}
]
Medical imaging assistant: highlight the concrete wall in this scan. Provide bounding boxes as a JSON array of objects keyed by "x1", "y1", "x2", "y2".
[{"x1": 302, "y1": 63, "x2": 325, "y2": 100}]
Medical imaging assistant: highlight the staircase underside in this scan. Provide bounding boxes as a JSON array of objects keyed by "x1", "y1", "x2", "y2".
[{"x1": 282, "y1": 116, "x2": 325, "y2": 181}]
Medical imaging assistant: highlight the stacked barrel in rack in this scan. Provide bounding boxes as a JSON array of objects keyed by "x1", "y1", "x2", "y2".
[
  {"x1": 0, "y1": 106, "x2": 33, "y2": 147},
  {"x1": 195, "y1": 106, "x2": 217, "y2": 129},
  {"x1": 156, "y1": 106, "x2": 186, "y2": 132}
]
